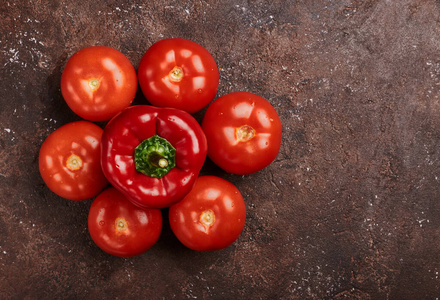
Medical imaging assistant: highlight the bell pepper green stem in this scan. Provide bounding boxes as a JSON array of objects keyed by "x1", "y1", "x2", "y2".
[{"x1": 134, "y1": 135, "x2": 176, "y2": 178}]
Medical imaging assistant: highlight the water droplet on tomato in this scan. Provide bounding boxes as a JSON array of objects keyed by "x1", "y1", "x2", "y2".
[
  {"x1": 99, "y1": 220, "x2": 105, "y2": 226},
  {"x1": 197, "y1": 88, "x2": 203, "y2": 94}
]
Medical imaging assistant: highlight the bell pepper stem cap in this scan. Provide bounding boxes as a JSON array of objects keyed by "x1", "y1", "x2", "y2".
[{"x1": 134, "y1": 135, "x2": 176, "y2": 178}]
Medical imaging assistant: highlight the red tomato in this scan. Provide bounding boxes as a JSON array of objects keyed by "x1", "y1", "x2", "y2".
[
  {"x1": 39, "y1": 121, "x2": 108, "y2": 201},
  {"x1": 169, "y1": 176, "x2": 246, "y2": 251},
  {"x1": 88, "y1": 187, "x2": 162, "y2": 257},
  {"x1": 61, "y1": 46, "x2": 138, "y2": 121},
  {"x1": 138, "y1": 38, "x2": 219, "y2": 114},
  {"x1": 202, "y1": 91, "x2": 282, "y2": 175}
]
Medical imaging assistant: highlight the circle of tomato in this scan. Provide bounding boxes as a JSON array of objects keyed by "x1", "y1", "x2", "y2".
[
  {"x1": 38, "y1": 121, "x2": 108, "y2": 201},
  {"x1": 88, "y1": 187, "x2": 162, "y2": 257},
  {"x1": 61, "y1": 46, "x2": 138, "y2": 121},
  {"x1": 169, "y1": 176, "x2": 246, "y2": 251},
  {"x1": 202, "y1": 91, "x2": 282, "y2": 175},
  {"x1": 138, "y1": 38, "x2": 219, "y2": 114}
]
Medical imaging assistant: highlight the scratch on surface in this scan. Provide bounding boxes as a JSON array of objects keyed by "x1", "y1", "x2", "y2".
[
  {"x1": 269, "y1": 170, "x2": 282, "y2": 194},
  {"x1": 232, "y1": 245, "x2": 239, "y2": 267}
]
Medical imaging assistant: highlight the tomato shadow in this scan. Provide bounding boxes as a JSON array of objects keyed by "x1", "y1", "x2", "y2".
[
  {"x1": 42, "y1": 52, "x2": 83, "y2": 126},
  {"x1": 155, "y1": 207, "x2": 182, "y2": 250},
  {"x1": 131, "y1": 85, "x2": 149, "y2": 106}
]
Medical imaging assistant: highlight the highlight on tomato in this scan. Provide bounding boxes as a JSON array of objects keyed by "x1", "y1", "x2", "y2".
[
  {"x1": 138, "y1": 38, "x2": 219, "y2": 114},
  {"x1": 38, "y1": 121, "x2": 108, "y2": 201},
  {"x1": 88, "y1": 187, "x2": 162, "y2": 257},
  {"x1": 169, "y1": 176, "x2": 246, "y2": 251},
  {"x1": 61, "y1": 46, "x2": 138, "y2": 121},
  {"x1": 202, "y1": 91, "x2": 282, "y2": 175}
]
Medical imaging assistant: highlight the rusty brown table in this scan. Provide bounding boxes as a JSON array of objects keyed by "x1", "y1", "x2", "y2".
[{"x1": 1, "y1": 1, "x2": 440, "y2": 299}]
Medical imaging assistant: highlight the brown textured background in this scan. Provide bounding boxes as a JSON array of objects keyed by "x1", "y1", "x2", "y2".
[{"x1": 1, "y1": 0, "x2": 440, "y2": 299}]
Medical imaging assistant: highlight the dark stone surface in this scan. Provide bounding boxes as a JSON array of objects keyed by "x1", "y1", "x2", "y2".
[{"x1": 1, "y1": 0, "x2": 440, "y2": 298}]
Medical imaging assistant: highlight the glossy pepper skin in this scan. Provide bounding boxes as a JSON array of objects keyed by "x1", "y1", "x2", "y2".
[{"x1": 101, "y1": 105, "x2": 208, "y2": 208}]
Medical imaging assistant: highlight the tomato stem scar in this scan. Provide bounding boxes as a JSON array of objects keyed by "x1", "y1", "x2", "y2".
[
  {"x1": 200, "y1": 209, "x2": 215, "y2": 232},
  {"x1": 169, "y1": 66, "x2": 184, "y2": 82},
  {"x1": 236, "y1": 125, "x2": 256, "y2": 142},
  {"x1": 66, "y1": 154, "x2": 83, "y2": 171},
  {"x1": 88, "y1": 78, "x2": 101, "y2": 91},
  {"x1": 115, "y1": 217, "x2": 128, "y2": 232}
]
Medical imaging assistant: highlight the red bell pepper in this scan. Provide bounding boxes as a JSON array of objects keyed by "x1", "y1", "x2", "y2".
[{"x1": 101, "y1": 105, "x2": 207, "y2": 208}]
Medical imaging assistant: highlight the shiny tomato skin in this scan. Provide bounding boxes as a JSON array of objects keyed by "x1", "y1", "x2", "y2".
[
  {"x1": 169, "y1": 176, "x2": 246, "y2": 251},
  {"x1": 39, "y1": 121, "x2": 108, "y2": 201},
  {"x1": 202, "y1": 91, "x2": 282, "y2": 175},
  {"x1": 61, "y1": 46, "x2": 138, "y2": 121},
  {"x1": 88, "y1": 187, "x2": 162, "y2": 257},
  {"x1": 138, "y1": 38, "x2": 219, "y2": 114}
]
